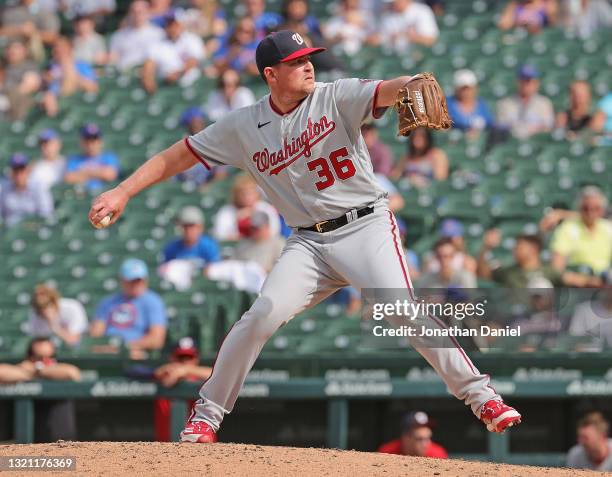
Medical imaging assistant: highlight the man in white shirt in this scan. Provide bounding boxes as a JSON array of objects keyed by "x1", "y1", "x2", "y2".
[
  {"x1": 29, "y1": 128, "x2": 66, "y2": 192},
  {"x1": 377, "y1": 0, "x2": 439, "y2": 53},
  {"x1": 142, "y1": 11, "x2": 206, "y2": 93},
  {"x1": 497, "y1": 65, "x2": 554, "y2": 139},
  {"x1": 109, "y1": 0, "x2": 164, "y2": 71},
  {"x1": 204, "y1": 69, "x2": 255, "y2": 122}
]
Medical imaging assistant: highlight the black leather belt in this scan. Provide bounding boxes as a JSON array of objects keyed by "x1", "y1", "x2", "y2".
[{"x1": 300, "y1": 206, "x2": 375, "y2": 233}]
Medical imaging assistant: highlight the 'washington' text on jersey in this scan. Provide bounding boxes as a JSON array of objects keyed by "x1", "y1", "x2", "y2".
[{"x1": 252, "y1": 116, "x2": 336, "y2": 175}]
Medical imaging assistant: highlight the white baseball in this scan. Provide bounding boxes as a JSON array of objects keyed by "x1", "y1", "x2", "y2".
[{"x1": 93, "y1": 214, "x2": 113, "y2": 229}]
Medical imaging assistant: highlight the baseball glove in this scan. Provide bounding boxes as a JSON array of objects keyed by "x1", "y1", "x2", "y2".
[{"x1": 395, "y1": 72, "x2": 452, "y2": 136}]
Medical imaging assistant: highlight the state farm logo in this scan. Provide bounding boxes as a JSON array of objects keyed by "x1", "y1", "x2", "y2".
[
  {"x1": 292, "y1": 33, "x2": 304, "y2": 45},
  {"x1": 414, "y1": 90, "x2": 426, "y2": 114},
  {"x1": 252, "y1": 116, "x2": 336, "y2": 175}
]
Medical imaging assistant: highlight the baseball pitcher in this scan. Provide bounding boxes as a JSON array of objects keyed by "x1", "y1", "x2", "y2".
[{"x1": 88, "y1": 30, "x2": 521, "y2": 443}]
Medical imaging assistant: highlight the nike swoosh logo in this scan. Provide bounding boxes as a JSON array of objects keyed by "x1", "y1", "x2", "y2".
[{"x1": 257, "y1": 121, "x2": 271, "y2": 129}]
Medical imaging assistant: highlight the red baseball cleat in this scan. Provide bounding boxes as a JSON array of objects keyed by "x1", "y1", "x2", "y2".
[
  {"x1": 180, "y1": 420, "x2": 218, "y2": 443},
  {"x1": 480, "y1": 399, "x2": 522, "y2": 433}
]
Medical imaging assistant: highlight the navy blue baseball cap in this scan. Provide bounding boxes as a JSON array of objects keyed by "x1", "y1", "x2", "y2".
[
  {"x1": 38, "y1": 128, "x2": 58, "y2": 143},
  {"x1": 80, "y1": 123, "x2": 102, "y2": 139},
  {"x1": 255, "y1": 30, "x2": 325, "y2": 77},
  {"x1": 180, "y1": 106, "x2": 207, "y2": 127},
  {"x1": 9, "y1": 153, "x2": 29, "y2": 169},
  {"x1": 518, "y1": 64, "x2": 539, "y2": 80},
  {"x1": 162, "y1": 10, "x2": 179, "y2": 28}
]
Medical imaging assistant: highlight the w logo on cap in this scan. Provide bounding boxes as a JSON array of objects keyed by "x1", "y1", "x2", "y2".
[{"x1": 292, "y1": 33, "x2": 304, "y2": 45}]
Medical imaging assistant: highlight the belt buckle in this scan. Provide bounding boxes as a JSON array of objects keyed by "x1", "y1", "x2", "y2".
[{"x1": 315, "y1": 220, "x2": 328, "y2": 233}]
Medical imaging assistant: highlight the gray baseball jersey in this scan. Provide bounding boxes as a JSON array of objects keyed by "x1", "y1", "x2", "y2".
[
  {"x1": 185, "y1": 79, "x2": 387, "y2": 227},
  {"x1": 183, "y1": 79, "x2": 501, "y2": 433}
]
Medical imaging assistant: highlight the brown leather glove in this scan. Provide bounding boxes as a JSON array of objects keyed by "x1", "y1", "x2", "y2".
[{"x1": 395, "y1": 72, "x2": 452, "y2": 136}]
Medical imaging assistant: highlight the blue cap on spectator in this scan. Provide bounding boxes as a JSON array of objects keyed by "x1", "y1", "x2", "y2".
[
  {"x1": 9, "y1": 153, "x2": 29, "y2": 169},
  {"x1": 518, "y1": 64, "x2": 539, "y2": 80},
  {"x1": 38, "y1": 128, "x2": 59, "y2": 143},
  {"x1": 162, "y1": 10, "x2": 179, "y2": 27},
  {"x1": 80, "y1": 123, "x2": 102, "y2": 139},
  {"x1": 439, "y1": 218, "x2": 464, "y2": 238},
  {"x1": 180, "y1": 106, "x2": 207, "y2": 127},
  {"x1": 119, "y1": 258, "x2": 149, "y2": 281}
]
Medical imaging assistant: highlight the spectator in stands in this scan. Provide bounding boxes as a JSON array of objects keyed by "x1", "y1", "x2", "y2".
[
  {"x1": 180, "y1": 0, "x2": 228, "y2": 48},
  {"x1": 281, "y1": 0, "x2": 322, "y2": 37},
  {"x1": 425, "y1": 0, "x2": 445, "y2": 16},
  {"x1": 177, "y1": 107, "x2": 214, "y2": 185},
  {"x1": 498, "y1": 0, "x2": 558, "y2": 34},
  {"x1": 361, "y1": 123, "x2": 393, "y2": 177},
  {"x1": 0, "y1": 0, "x2": 60, "y2": 57},
  {"x1": 154, "y1": 337, "x2": 212, "y2": 389},
  {"x1": 591, "y1": 92, "x2": 612, "y2": 146},
  {"x1": 109, "y1": 0, "x2": 164, "y2": 71},
  {"x1": 91, "y1": 259, "x2": 168, "y2": 356},
  {"x1": 375, "y1": 0, "x2": 439, "y2": 53},
  {"x1": 30, "y1": 129, "x2": 65, "y2": 192},
  {"x1": 423, "y1": 219, "x2": 477, "y2": 274},
  {"x1": 212, "y1": 16, "x2": 259, "y2": 76},
  {"x1": 181, "y1": 106, "x2": 208, "y2": 136},
  {"x1": 28, "y1": 284, "x2": 88, "y2": 347},
  {"x1": 497, "y1": 65, "x2": 555, "y2": 139},
  {"x1": 213, "y1": 173, "x2": 281, "y2": 240},
  {"x1": 41, "y1": 36, "x2": 98, "y2": 117},
  {"x1": 567, "y1": 412, "x2": 612, "y2": 471},
  {"x1": 278, "y1": 10, "x2": 344, "y2": 73},
  {"x1": 153, "y1": 337, "x2": 212, "y2": 441},
  {"x1": 324, "y1": 0, "x2": 373, "y2": 56},
  {"x1": 64, "y1": 123, "x2": 120, "y2": 193},
  {"x1": 560, "y1": 0, "x2": 612, "y2": 39},
  {"x1": 161, "y1": 205, "x2": 220, "y2": 265},
  {"x1": 569, "y1": 289, "x2": 612, "y2": 342},
  {"x1": 391, "y1": 127, "x2": 448, "y2": 187},
  {"x1": 149, "y1": 0, "x2": 174, "y2": 27},
  {"x1": 142, "y1": 12, "x2": 205, "y2": 93},
  {"x1": 478, "y1": 232, "x2": 563, "y2": 287},
  {"x1": 555, "y1": 80, "x2": 598, "y2": 140},
  {"x1": 511, "y1": 277, "x2": 562, "y2": 337},
  {"x1": 0, "y1": 338, "x2": 80, "y2": 442},
  {"x1": 204, "y1": 69, "x2": 256, "y2": 122},
  {"x1": 61, "y1": 0, "x2": 117, "y2": 25},
  {"x1": 416, "y1": 238, "x2": 477, "y2": 289},
  {"x1": 447, "y1": 69, "x2": 495, "y2": 136},
  {"x1": 550, "y1": 186, "x2": 611, "y2": 275},
  {"x1": 0, "y1": 153, "x2": 54, "y2": 227},
  {"x1": 0, "y1": 338, "x2": 81, "y2": 384},
  {"x1": 242, "y1": 0, "x2": 282, "y2": 38},
  {"x1": 72, "y1": 14, "x2": 108, "y2": 65},
  {"x1": 0, "y1": 40, "x2": 41, "y2": 120},
  {"x1": 233, "y1": 211, "x2": 286, "y2": 273},
  {"x1": 378, "y1": 411, "x2": 448, "y2": 458}
]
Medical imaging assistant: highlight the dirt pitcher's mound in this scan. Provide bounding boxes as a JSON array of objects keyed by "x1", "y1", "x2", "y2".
[{"x1": 0, "y1": 442, "x2": 609, "y2": 477}]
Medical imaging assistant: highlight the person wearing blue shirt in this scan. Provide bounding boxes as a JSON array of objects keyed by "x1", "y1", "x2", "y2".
[
  {"x1": 162, "y1": 206, "x2": 221, "y2": 266},
  {"x1": 41, "y1": 37, "x2": 98, "y2": 117},
  {"x1": 593, "y1": 92, "x2": 612, "y2": 145},
  {"x1": 91, "y1": 259, "x2": 167, "y2": 353},
  {"x1": 64, "y1": 123, "x2": 120, "y2": 193},
  {"x1": 447, "y1": 69, "x2": 494, "y2": 133}
]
